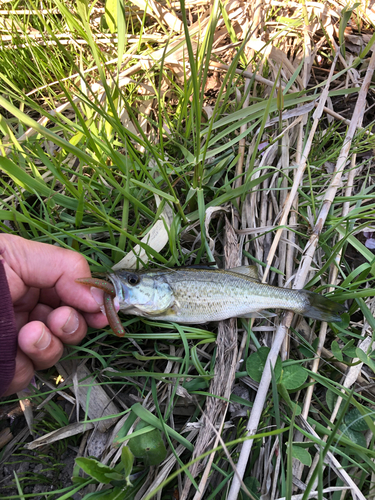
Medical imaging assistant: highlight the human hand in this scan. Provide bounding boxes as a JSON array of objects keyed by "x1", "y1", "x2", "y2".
[{"x1": 0, "y1": 234, "x2": 108, "y2": 397}]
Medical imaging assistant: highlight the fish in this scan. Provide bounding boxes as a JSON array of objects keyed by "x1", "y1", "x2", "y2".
[{"x1": 77, "y1": 266, "x2": 345, "y2": 335}]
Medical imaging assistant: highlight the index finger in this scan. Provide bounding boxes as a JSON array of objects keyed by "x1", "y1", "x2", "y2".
[{"x1": 1, "y1": 234, "x2": 104, "y2": 313}]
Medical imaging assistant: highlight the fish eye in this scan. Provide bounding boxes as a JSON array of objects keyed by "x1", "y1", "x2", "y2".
[{"x1": 127, "y1": 274, "x2": 140, "y2": 286}]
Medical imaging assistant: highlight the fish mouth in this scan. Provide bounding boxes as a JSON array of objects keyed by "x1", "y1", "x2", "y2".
[{"x1": 108, "y1": 273, "x2": 130, "y2": 307}]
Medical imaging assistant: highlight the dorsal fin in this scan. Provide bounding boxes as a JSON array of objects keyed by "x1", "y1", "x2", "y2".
[{"x1": 228, "y1": 265, "x2": 260, "y2": 282}]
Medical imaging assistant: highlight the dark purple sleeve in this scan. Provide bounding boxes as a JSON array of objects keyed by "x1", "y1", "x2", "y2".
[{"x1": 0, "y1": 259, "x2": 17, "y2": 397}]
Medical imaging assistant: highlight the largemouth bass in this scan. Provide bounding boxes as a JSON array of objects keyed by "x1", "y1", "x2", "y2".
[{"x1": 105, "y1": 266, "x2": 344, "y2": 324}]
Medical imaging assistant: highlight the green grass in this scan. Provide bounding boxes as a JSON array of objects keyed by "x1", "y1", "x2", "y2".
[{"x1": 1, "y1": 0, "x2": 375, "y2": 499}]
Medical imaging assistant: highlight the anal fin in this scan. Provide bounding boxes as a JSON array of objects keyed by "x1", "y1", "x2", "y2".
[{"x1": 238, "y1": 310, "x2": 277, "y2": 319}]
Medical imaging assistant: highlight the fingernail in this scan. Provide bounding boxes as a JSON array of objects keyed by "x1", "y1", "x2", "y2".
[
  {"x1": 34, "y1": 327, "x2": 52, "y2": 350},
  {"x1": 62, "y1": 311, "x2": 79, "y2": 334},
  {"x1": 90, "y1": 286, "x2": 104, "y2": 306},
  {"x1": 113, "y1": 296, "x2": 120, "y2": 312}
]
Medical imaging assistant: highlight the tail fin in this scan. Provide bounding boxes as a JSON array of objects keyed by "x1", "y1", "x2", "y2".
[{"x1": 302, "y1": 291, "x2": 346, "y2": 322}]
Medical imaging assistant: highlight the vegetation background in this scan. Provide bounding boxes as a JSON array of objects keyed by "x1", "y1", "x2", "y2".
[{"x1": 1, "y1": 0, "x2": 375, "y2": 498}]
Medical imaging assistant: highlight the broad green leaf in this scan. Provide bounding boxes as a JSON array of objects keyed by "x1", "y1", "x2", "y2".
[
  {"x1": 356, "y1": 348, "x2": 375, "y2": 373},
  {"x1": 281, "y1": 365, "x2": 308, "y2": 391},
  {"x1": 342, "y1": 340, "x2": 357, "y2": 359},
  {"x1": 246, "y1": 347, "x2": 282, "y2": 383},
  {"x1": 331, "y1": 341, "x2": 343, "y2": 362},
  {"x1": 277, "y1": 382, "x2": 302, "y2": 415},
  {"x1": 291, "y1": 445, "x2": 312, "y2": 466},
  {"x1": 76, "y1": 457, "x2": 119, "y2": 484},
  {"x1": 121, "y1": 446, "x2": 134, "y2": 485}
]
